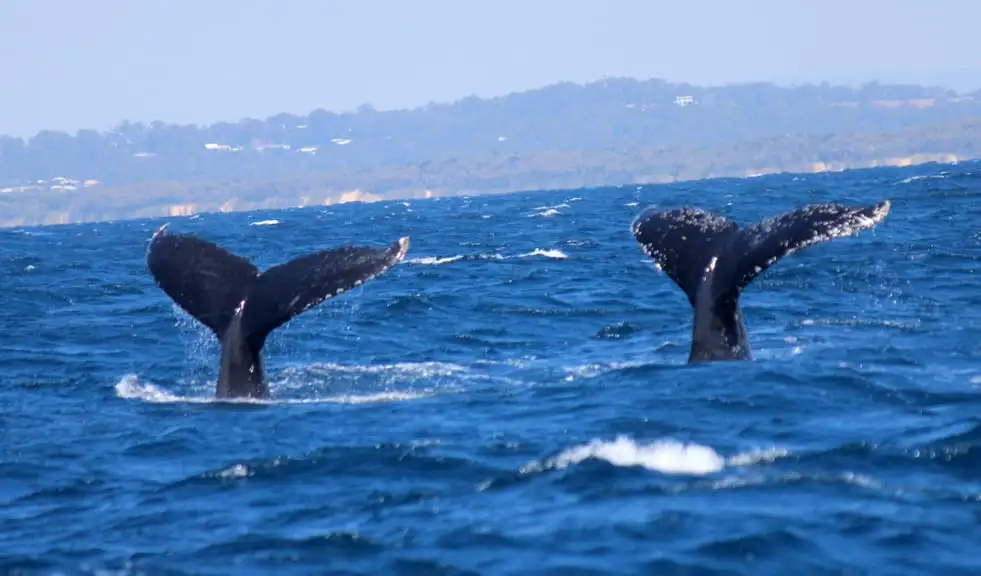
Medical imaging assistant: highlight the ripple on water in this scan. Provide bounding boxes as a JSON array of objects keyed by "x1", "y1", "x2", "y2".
[{"x1": 2, "y1": 161, "x2": 981, "y2": 573}]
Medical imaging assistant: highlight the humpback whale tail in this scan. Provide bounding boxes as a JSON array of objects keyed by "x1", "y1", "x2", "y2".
[
  {"x1": 631, "y1": 200, "x2": 891, "y2": 362},
  {"x1": 145, "y1": 224, "x2": 410, "y2": 398}
]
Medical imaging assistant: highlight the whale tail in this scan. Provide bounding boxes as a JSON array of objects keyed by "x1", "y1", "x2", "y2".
[
  {"x1": 632, "y1": 200, "x2": 891, "y2": 362},
  {"x1": 632, "y1": 200, "x2": 891, "y2": 305},
  {"x1": 145, "y1": 223, "x2": 410, "y2": 354}
]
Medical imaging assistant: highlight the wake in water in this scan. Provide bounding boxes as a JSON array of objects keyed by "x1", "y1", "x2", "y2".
[
  {"x1": 115, "y1": 373, "x2": 433, "y2": 405},
  {"x1": 115, "y1": 365, "x2": 439, "y2": 405},
  {"x1": 114, "y1": 358, "x2": 510, "y2": 405}
]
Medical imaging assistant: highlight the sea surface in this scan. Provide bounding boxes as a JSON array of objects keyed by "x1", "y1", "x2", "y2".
[{"x1": 2, "y1": 161, "x2": 981, "y2": 575}]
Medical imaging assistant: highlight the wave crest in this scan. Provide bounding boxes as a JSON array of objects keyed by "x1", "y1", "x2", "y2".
[{"x1": 521, "y1": 435, "x2": 789, "y2": 476}]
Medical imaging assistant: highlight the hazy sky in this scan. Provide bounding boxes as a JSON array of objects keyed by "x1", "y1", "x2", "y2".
[{"x1": 1, "y1": 0, "x2": 978, "y2": 138}]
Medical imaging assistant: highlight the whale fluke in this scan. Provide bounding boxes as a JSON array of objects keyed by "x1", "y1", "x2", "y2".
[
  {"x1": 146, "y1": 224, "x2": 410, "y2": 398},
  {"x1": 632, "y1": 200, "x2": 891, "y2": 362},
  {"x1": 145, "y1": 224, "x2": 259, "y2": 340}
]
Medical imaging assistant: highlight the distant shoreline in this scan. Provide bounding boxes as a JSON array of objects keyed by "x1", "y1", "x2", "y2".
[
  {"x1": 1, "y1": 118, "x2": 975, "y2": 229},
  {"x1": 3, "y1": 76, "x2": 981, "y2": 229}
]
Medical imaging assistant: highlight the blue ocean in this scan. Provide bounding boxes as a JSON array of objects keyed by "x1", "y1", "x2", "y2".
[{"x1": 2, "y1": 160, "x2": 980, "y2": 575}]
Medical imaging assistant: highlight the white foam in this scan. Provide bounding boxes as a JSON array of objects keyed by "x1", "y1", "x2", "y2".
[
  {"x1": 249, "y1": 219, "x2": 280, "y2": 226},
  {"x1": 560, "y1": 358, "x2": 672, "y2": 382},
  {"x1": 219, "y1": 464, "x2": 250, "y2": 478},
  {"x1": 114, "y1": 373, "x2": 431, "y2": 405},
  {"x1": 529, "y1": 208, "x2": 561, "y2": 218},
  {"x1": 405, "y1": 255, "x2": 464, "y2": 266},
  {"x1": 522, "y1": 435, "x2": 789, "y2": 476},
  {"x1": 403, "y1": 249, "x2": 564, "y2": 267},
  {"x1": 899, "y1": 174, "x2": 946, "y2": 184},
  {"x1": 531, "y1": 436, "x2": 724, "y2": 475},
  {"x1": 116, "y1": 374, "x2": 189, "y2": 402},
  {"x1": 519, "y1": 248, "x2": 567, "y2": 259},
  {"x1": 528, "y1": 203, "x2": 569, "y2": 218},
  {"x1": 281, "y1": 360, "x2": 467, "y2": 379},
  {"x1": 726, "y1": 446, "x2": 790, "y2": 466}
]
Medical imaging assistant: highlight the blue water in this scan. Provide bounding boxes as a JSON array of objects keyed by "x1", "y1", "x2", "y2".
[{"x1": 2, "y1": 161, "x2": 981, "y2": 575}]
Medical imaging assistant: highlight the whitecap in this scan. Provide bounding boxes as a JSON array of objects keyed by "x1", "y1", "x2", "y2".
[
  {"x1": 518, "y1": 248, "x2": 568, "y2": 259},
  {"x1": 404, "y1": 255, "x2": 465, "y2": 266},
  {"x1": 529, "y1": 208, "x2": 561, "y2": 218},
  {"x1": 522, "y1": 435, "x2": 789, "y2": 476}
]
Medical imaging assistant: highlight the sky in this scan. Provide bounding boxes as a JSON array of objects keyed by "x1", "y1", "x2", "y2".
[{"x1": 1, "y1": 0, "x2": 979, "y2": 138}]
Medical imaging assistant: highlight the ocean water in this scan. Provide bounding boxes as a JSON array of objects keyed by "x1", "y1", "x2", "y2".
[{"x1": 2, "y1": 161, "x2": 980, "y2": 575}]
